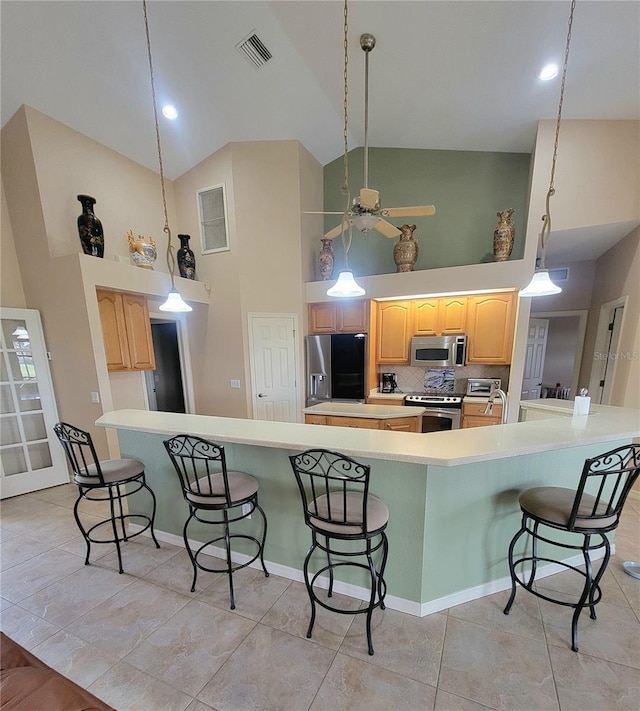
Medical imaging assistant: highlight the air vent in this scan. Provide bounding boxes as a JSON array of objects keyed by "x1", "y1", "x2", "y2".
[
  {"x1": 549, "y1": 267, "x2": 569, "y2": 282},
  {"x1": 236, "y1": 32, "x2": 272, "y2": 69}
]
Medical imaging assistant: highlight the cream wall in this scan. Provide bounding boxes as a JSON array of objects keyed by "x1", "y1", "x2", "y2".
[
  {"x1": 173, "y1": 140, "x2": 322, "y2": 418},
  {"x1": 581, "y1": 227, "x2": 640, "y2": 408},
  {"x1": 1, "y1": 181, "x2": 26, "y2": 308}
]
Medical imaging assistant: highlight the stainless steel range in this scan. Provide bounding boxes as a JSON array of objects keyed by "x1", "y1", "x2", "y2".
[{"x1": 404, "y1": 392, "x2": 463, "y2": 432}]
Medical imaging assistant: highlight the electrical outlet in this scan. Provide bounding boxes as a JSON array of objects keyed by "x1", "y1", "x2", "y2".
[
  {"x1": 90, "y1": 392, "x2": 100, "y2": 403},
  {"x1": 242, "y1": 503, "x2": 252, "y2": 518},
  {"x1": 230, "y1": 379, "x2": 241, "y2": 389}
]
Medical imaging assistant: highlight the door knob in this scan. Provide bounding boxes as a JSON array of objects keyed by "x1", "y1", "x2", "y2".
[{"x1": 258, "y1": 393, "x2": 265, "y2": 398}]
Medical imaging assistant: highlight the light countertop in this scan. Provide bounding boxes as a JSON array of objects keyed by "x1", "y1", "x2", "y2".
[
  {"x1": 367, "y1": 391, "x2": 407, "y2": 401},
  {"x1": 97, "y1": 404, "x2": 640, "y2": 468},
  {"x1": 303, "y1": 402, "x2": 423, "y2": 418}
]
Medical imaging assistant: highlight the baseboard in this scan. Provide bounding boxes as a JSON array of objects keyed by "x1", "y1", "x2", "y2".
[{"x1": 129, "y1": 525, "x2": 611, "y2": 618}]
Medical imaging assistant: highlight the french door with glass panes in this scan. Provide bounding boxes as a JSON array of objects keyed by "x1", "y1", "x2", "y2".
[{"x1": 0, "y1": 308, "x2": 68, "y2": 498}]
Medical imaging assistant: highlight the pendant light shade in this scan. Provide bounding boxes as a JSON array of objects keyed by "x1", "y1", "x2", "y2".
[
  {"x1": 327, "y1": 270, "x2": 365, "y2": 298},
  {"x1": 159, "y1": 289, "x2": 193, "y2": 312},
  {"x1": 519, "y1": 269, "x2": 562, "y2": 297}
]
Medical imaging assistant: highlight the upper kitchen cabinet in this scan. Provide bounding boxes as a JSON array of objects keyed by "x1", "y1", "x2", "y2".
[
  {"x1": 376, "y1": 301, "x2": 412, "y2": 364},
  {"x1": 308, "y1": 300, "x2": 368, "y2": 334},
  {"x1": 97, "y1": 289, "x2": 156, "y2": 371},
  {"x1": 414, "y1": 297, "x2": 467, "y2": 336},
  {"x1": 466, "y1": 292, "x2": 517, "y2": 364}
]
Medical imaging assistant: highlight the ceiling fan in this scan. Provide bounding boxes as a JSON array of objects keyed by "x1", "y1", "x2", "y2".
[{"x1": 308, "y1": 33, "x2": 436, "y2": 240}]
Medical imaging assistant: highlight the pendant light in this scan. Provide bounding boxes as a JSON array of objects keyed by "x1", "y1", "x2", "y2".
[
  {"x1": 521, "y1": 0, "x2": 576, "y2": 298},
  {"x1": 142, "y1": 0, "x2": 192, "y2": 313},
  {"x1": 327, "y1": 0, "x2": 365, "y2": 298}
]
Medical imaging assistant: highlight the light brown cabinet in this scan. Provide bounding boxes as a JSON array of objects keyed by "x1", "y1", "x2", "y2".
[
  {"x1": 466, "y1": 293, "x2": 516, "y2": 364},
  {"x1": 304, "y1": 413, "x2": 421, "y2": 432},
  {"x1": 461, "y1": 401, "x2": 503, "y2": 428},
  {"x1": 97, "y1": 289, "x2": 156, "y2": 372},
  {"x1": 414, "y1": 297, "x2": 467, "y2": 336},
  {"x1": 366, "y1": 397, "x2": 405, "y2": 406},
  {"x1": 308, "y1": 300, "x2": 368, "y2": 334},
  {"x1": 375, "y1": 301, "x2": 412, "y2": 364}
]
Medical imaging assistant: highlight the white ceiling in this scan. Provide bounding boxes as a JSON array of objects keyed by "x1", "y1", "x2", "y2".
[{"x1": 2, "y1": 1, "x2": 639, "y2": 261}]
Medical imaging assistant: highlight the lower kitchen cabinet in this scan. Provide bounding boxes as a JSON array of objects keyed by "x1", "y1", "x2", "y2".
[
  {"x1": 461, "y1": 401, "x2": 503, "y2": 428},
  {"x1": 304, "y1": 413, "x2": 421, "y2": 432}
]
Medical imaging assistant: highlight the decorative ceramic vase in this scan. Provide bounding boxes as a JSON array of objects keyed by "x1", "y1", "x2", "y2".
[
  {"x1": 318, "y1": 238, "x2": 334, "y2": 281},
  {"x1": 127, "y1": 230, "x2": 157, "y2": 269},
  {"x1": 493, "y1": 208, "x2": 515, "y2": 262},
  {"x1": 77, "y1": 195, "x2": 104, "y2": 258},
  {"x1": 177, "y1": 234, "x2": 196, "y2": 280},
  {"x1": 393, "y1": 224, "x2": 418, "y2": 272}
]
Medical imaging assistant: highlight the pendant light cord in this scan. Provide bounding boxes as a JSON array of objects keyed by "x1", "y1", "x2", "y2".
[
  {"x1": 540, "y1": 0, "x2": 576, "y2": 269},
  {"x1": 142, "y1": 0, "x2": 176, "y2": 290},
  {"x1": 339, "y1": 0, "x2": 353, "y2": 269}
]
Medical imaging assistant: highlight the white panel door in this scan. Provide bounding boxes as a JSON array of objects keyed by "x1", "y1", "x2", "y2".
[
  {"x1": 521, "y1": 318, "x2": 549, "y2": 400},
  {"x1": 0, "y1": 308, "x2": 68, "y2": 498},
  {"x1": 249, "y1": 315, "x2": 299, "y2": 422}
]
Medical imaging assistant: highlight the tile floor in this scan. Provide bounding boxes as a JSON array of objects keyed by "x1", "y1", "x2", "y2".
[{"x1": 1, "y1": 483, "x2": 639, "y2": 711}]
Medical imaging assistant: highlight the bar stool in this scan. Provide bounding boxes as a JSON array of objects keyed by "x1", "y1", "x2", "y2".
[
  {"x1": 54, "y1": 422, "x2": 160, "y2": 574},
  {"x1": 163, "y1": 434, "x2": 269, "y2": 609},
  {"x1": 504, "y1": 443, "x2": 640, "y2": 651},
  {"x1": 289, "y1": 448, "x2": 389, "y2": 655}
]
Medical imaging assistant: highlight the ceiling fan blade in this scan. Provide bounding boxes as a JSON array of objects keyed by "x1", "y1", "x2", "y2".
[
  {"x1": 375, "y1": 219, "x2": 402, "y2": 239},
  {"x1": 324, "y1": 220, "x2": 353, "y2": 240},
  {"x1": 380, "y1": 205, "x2": 437, "y2": 218},
  {"x1": 359, "y1": 188, "x2": 379, "y2": 210},
  {"x1": 302, "y1": 211, "x2": 347, "y2": 215}
]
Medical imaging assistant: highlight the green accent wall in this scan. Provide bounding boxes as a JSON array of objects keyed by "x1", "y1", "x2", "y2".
[{"x1": 323, "y1": 147, "x2": 531, "y2": 277}]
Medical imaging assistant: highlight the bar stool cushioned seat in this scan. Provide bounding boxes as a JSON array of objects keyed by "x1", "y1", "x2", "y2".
[
  {"x1": 164, "y1": 434, "x2": 269, "y2": 609},
  {"x1": 54, "y1": 422, "x2": 160, "y2": 574},
  {"x1": 290, "y1": 448, "x2": 389, "y2": 655},
  {"x1": 504, "y1": 443, "x2": 640, "y2": 652}
]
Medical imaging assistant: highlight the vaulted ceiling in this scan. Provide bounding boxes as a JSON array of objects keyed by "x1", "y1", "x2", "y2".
[{"x1": 2, "y1": 1, "x2": 639, "y2": 259}]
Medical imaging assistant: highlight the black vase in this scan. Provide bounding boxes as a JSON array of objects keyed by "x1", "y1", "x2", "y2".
[
  {"x1": 77, "y1": 195, "x2": 104, "y2": 258},
  {"x1": 177, "y1": 234, "x2": 196, "y2": 280}
]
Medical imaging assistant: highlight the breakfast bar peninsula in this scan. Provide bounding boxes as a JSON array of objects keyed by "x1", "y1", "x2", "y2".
[{"x1": 97, "y1": 402, "x2": 639, "y2": 616}]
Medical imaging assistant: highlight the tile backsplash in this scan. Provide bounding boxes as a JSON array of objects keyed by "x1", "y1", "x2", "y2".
[{"x1": 377, "y1": 364, "x2": 511, "y2": 394}]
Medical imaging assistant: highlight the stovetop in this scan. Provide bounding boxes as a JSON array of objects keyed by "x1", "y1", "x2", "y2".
[{"x1": 404, "y1": 391, "x2": 465, "y2": 405}]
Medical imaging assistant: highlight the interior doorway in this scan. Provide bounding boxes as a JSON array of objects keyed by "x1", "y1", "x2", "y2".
[
  {"x1": 589, "y1": 298, "x2": 627, "y2": 404},
  {"x1": 528, "y1": 310, "x2": 588, "y2": 399},
  {"x1": 144, "y1": 317, "x2": 192, "y2": 413}
]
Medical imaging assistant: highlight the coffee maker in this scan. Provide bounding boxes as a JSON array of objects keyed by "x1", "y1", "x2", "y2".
[{"x1": 380, "y1": 373, "x2": 398, "y2": 393}]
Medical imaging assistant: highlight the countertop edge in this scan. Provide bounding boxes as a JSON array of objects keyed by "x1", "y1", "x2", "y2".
[{"x1": 96, "y1": 408, "x2": 640, "y2": 468}]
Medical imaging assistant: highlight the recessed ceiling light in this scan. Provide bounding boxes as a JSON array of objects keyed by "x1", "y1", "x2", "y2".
[
  {"x1": 538, "y1": 63, "x2": 559, "y2": 81},
  {"x1": 162, "y1": 104, "x2": 178, "y2": 120}
]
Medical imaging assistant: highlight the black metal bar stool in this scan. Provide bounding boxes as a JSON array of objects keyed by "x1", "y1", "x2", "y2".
[
  {"x1": 504, "y1": 443, "x2": 640, "y2": 651},
  {"x1": 163, "y1": 434, "x2": 269, "y2": 609},
  {"x1": 54, "y1": 422, "x2": 160, "y2": 574},
  {"x1": 289, "y1": 448, "x2": 389, "y2": 655}
]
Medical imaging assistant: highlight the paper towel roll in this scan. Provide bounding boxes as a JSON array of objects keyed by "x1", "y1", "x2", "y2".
[{"x1": 573, "y1": 396, "x2": 591, "y2": 416}]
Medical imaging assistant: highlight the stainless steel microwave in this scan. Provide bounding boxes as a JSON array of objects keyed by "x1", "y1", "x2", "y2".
[{"x1": 410, "y1": 335, "x2": 467, "y2": 367}]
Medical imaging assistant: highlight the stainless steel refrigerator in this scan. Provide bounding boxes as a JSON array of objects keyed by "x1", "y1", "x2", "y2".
[{"x1": 305, "y1": 334, "x2": 367, "y2": 406}]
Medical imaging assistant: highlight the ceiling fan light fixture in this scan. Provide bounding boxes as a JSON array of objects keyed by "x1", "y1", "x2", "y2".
[
  {"x1": 351, "y1": 214, "x2": 379, "y2": 232},
  {"x1": 327, "y1": 270, "x2": 366, "y2": 298},
  {"x1": 520, "y1": 269, "x2": 562, "y2": 297}
]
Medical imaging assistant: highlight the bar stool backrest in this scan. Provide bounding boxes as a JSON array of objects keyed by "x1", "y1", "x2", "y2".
[
  {"x1": 164, "y1": 434, "x2": 232, "y2": 507},
  {"x1": 54, "y1": 422, "x2": 105, "y2": 485},
  {"x1": 290, "y1": 448, "x2": 371, "y2": 534},
  {"x1": 570, "y1": 443, "x2": 640, "y2": 531}
]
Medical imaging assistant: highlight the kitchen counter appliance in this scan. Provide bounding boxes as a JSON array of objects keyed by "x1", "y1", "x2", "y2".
[
  {"x1": 466, "y1": 378, "x2": 501, "y2": 397},
  {"x1": 380, "y1": 372, "x2": 398, "y2": 393},
  {"x1": 306, "y1": 334, "x2": 366, "y2": 406},
  {"x1": 404, "y1": 392, "x2": 463, "y2": 432}
]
